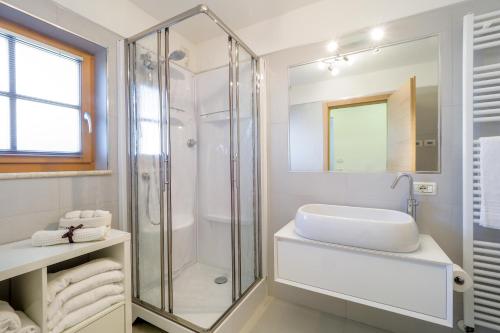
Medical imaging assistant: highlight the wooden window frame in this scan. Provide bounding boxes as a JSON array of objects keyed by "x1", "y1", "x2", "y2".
[
  {"x1": 0, "y1": 18, "x2": 95, "y2": 173},
  {"x1": 322, "y1": 94, "x2": 391, "y2": 171}
]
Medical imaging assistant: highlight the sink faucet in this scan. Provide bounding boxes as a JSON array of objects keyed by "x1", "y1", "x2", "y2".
[{"x1": 390, "y1": 173, "x2": 418, "y2": 221}]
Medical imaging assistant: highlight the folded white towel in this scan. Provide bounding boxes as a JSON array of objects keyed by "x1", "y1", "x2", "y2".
[
  {"x1": 0, "y1": 301, "x2": 20, "y2": 333},
  {"x1": 47, "y1": 258, "x2": 122, "y2": 303},
  {"x1": 31, "y1": 226, "x2": 109, "y2": 247},
  {"x1": 64, "y1": 211, "x2": 81, "y2": 219},
  {"x1": 48, "y1": 283, "x2": 124, "y2": 330},
  {"x1": 50, "y1": 294, "x2": 124, "y2": 333},
  {"x1": 16, "y1": 311, "x2": 40, "y2": 333},
  {"x1": 48, "y1": 270, "x2": 124, "y2": 317},
  {"x1": 58, "y1": 214, "x2": 111, "y2": 229},
  {"x1": 80, "y1": 210, "x2": 94, "y2": 218},
  {"x1": 480, "y1": 136, "x2": 500, "y2": 229},
  {"x1": 94, "y1": 210, "x2": 109, "y2": 217}
]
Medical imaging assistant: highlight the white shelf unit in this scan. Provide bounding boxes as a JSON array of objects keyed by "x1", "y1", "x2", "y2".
[
  {"x1": 0, "y1": 229, "x2": 132, "y2": 333},
  {"x1": 463, "y1": 9, "x2": 500, "y2": 332}
]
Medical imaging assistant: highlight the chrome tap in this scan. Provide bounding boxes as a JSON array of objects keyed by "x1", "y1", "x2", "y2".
[{"x1": 390, "y1": 173, "x2": 418, "y2": 221}]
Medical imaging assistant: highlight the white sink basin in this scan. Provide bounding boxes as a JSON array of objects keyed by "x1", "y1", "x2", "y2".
[{"x1": 294, "y1": 204, "x2": 420, "y2": 252}]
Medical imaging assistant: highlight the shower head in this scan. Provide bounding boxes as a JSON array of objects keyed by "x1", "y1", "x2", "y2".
[{"x1": 168, "y1": 50, "x2": 186, "y2": 61}]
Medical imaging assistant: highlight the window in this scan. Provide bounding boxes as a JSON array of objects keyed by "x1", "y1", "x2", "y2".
[{"x1": 0, "y1": 18, "x2": 95, "y2": 172}]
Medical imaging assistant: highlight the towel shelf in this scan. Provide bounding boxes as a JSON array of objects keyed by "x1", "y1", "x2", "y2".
[
  {"x1": 63, "y1": 301, "x2": 125, "y2": 333},
  {"x1": 0, "y1": 229, "x2": 131, "y2": 333}
]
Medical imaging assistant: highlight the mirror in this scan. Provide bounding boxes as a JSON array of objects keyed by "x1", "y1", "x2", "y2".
[{"x1": 288, "y1": 36, "x2": 440, "y2": 173}]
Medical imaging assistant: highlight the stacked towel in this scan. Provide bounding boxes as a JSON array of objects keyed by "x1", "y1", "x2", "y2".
[
  {"x1": 46, "y1": 258, "x2": 124, "y2": 333},
  {"x1": 0, "y1": 301, "x2": 40, "y2": 333},
  {"x1": 59, "y1": 210, "x2": 112, "y2": 229},
  {"x1": 0, "y1": 301, "x2": 20, "y2": 333},
  {"x1": 16, "y1": 311, "x2": 41, "y2": 333},
  {"x1": 479, "y1": 136, "x2": 500, "y2": 229},
  {"x1": 31, "y1": 227, "x2": 109, "y2": 247},
  {"x1": 31, "y1": 209, "x2": 112, "y2": 247}
]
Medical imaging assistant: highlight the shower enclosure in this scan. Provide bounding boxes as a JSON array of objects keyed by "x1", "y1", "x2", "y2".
[{"x1": 125, "y1": 5, "x2": 261, "y2": 332}]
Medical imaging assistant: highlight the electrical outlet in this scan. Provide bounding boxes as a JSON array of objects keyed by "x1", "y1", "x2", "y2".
[
  {"x1": 414, "y1": 182, "x2": 437, "y2": 195},
  {"x1": 424, "y1": 139, "x2": 436, "y2": 147}
]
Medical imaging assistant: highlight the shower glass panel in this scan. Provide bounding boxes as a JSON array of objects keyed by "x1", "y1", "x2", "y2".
[
  {"x1": 237, "y1": 46, "x2": 258, "y2": 294},
  {"x1": 127, "y1": 6, "x2": 260, "y2": 333},
  {"x1": 130, "y1": 31, "x2": 168, "y2": 310},
  {"x1": 168, "y1": 14, "x2": 233, "y2": 329}
]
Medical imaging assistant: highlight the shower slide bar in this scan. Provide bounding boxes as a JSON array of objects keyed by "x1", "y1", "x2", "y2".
[{"x1": 463, "y1": 10, "x2": 500, "y2": 332}]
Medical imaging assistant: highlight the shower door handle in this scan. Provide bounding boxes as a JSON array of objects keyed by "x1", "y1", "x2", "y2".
[{"x1": 162, "y1": 152, "x2": 169, "y2": 187}]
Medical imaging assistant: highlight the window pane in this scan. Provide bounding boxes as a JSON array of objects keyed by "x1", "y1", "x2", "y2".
[
  {"x1": 16, "y1": 41, "x2": 80, "y2": 105},
  {"x1": 0, "y1": 36, "x2": 8, "y2": 92},
  {"x1": 16, "y1": 99, "x2": 81, "y2": 153},
  {"x1": 0, "y1": 96, "x2": 9, "y2": 150}
]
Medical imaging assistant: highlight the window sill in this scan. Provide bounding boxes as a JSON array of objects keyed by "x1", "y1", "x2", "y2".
[{"x1": 0, "y1": 170, "x2": 112, "y2": 180}]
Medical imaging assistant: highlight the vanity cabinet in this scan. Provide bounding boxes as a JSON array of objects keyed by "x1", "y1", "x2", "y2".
[{"x1": 274, "y1": 221, "x2": 453, "y2": 327}]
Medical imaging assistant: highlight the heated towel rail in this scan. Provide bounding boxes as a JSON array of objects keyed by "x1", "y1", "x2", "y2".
[{"x1": 463, "y1": 9, "x2": 500, "y2": 332}]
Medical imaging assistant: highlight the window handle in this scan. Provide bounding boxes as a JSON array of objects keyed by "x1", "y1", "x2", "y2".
[{"x1": 83, "y1": 112, "x2": 92, "y2": 133}]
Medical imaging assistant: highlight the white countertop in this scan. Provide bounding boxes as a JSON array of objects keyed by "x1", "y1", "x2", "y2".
[
  {"x1": 275, "y1": 221, "x2": 453, "y2": 266},
  {"x1": 0, "y1": 229, "x2": 130, "y2": 281}
]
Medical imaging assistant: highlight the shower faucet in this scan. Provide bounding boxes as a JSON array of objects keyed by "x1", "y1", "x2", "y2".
[{"x1": 390, "y1": 173, "x2": 418, "y2": 221}]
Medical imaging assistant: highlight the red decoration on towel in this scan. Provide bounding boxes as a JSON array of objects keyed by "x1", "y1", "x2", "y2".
[{"x1": 62, "y1": 224, "x2": 84, "y2": 243}]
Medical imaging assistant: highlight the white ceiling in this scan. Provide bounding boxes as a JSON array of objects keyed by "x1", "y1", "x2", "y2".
[
  {"x1": 52, "y1": 0, "x2": 466, "y2": 56},
  {"x1": 130, "y1": 0, "x2": 323, "y2": 43},
  {"x1": 290, "y1": 36, "x2": 439, "y2": 86}
]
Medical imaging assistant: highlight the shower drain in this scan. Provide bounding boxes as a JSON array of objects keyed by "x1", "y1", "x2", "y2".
[{"x1": 214, "y1": 276, "x2": 228, "y2": 284}]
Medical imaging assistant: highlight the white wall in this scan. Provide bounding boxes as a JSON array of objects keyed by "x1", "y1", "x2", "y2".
[
  {"x1": 196, "y1": 66, "x2": 232, "y2": 270},
  {"x1": 331, "y1": 103, "x2": 388, "y2": 172},
  {"x1": 289, "y1": 102, "x2": 323, "y2": 171}
]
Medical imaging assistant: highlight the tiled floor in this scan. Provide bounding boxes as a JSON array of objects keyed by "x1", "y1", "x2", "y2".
[
  {"x1": 240, "y1": 297, "x2": 388, "y2": 333},
  {"x1": 132, "y1": 297, "x2": 389, "y2": 333}
]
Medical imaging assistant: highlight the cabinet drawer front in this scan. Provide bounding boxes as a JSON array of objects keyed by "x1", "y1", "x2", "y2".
[
  {"x1": 76, "y1": 304, "x2": 125, "y2": 333},
  {"x1": 277, "y1": 240, "x2": 448, "y2": 319}
]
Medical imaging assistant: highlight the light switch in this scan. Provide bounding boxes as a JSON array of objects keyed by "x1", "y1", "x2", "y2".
[{"x1": 414, "y1": 182, "x2": 437, "y2": 195}]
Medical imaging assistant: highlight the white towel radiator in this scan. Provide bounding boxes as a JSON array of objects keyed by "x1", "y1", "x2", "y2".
[{"x1": 463, "y1": 10, "x2": 500, "y2": 332}]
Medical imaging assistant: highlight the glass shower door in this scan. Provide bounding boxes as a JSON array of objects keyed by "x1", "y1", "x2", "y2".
[
  {"x1": 236, "y1": 45, "x2": 258, "y2": 294},
  {"x1": 130, "y1": 31, "x2": 168, "y2": 311}
]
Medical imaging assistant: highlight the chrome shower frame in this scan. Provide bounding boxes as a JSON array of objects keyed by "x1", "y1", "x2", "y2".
[{"x1": 124, "y1": 5, "x2": 262, "y2": 333}]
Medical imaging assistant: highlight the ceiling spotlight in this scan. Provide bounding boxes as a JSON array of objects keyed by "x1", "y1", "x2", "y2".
[
  {"x1": 327, "y1": 41, "x2": 339, "y2": 52},
  {"x1": 370, "y1": 27, "x2": 384, "y2": 41},
  {"x1": 317, "y1": 61, "x2": 326, "y2": 70},
  {"x1": 330, "y1": 66, "x2": 340, "y2": 76},
  {"x1": 373, "y1": 47, "x2": 381, "y2": 54}
]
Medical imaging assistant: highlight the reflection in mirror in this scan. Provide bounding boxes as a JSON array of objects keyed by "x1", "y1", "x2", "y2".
[{"x1": 288, "y1": 36, "x2": 439, "y2": 173}]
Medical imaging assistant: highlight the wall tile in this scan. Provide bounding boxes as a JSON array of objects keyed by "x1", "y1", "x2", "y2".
[
  {"x1": 0, "y1": 210, "x2": 60, "y2": 244},
  {"x1": 0, "y1": 178, "x2": 59, "y2": 218}
]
